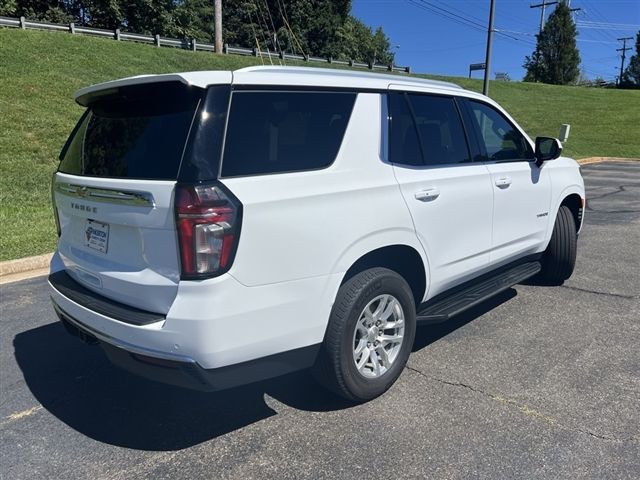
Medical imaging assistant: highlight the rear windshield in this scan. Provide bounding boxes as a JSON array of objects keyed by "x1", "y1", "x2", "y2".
[
  {"x1": 221, "y1": 91, "x2": 356, "y2": 177},
  {"x1": 59, "y1": 83, "x2": 201, "y2": 180}
]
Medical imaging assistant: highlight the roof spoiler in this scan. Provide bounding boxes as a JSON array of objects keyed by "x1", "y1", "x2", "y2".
[{"x1": 74, "y1": 74, "x2": 193, "y2": 107}]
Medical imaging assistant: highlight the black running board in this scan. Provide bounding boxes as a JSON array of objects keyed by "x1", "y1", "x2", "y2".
[{"x1": 416, "y1": 261, "x2": 541, "y2": 324}]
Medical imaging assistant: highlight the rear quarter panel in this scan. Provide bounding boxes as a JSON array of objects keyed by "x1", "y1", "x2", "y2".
[{"x1": 220, "y1": 93, "x2": 425, "y2": 289}]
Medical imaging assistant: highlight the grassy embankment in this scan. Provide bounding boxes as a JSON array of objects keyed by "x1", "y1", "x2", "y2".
[{"x1": 1, "y1": 28, "x2": 638, "y2": 260}]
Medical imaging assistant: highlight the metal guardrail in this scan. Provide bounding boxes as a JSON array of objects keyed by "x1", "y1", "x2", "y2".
[{"x1": 0, "y1": 15, "x2": 411, "y2": 73}]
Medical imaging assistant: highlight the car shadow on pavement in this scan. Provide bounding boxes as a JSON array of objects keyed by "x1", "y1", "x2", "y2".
[
  {"x1": 13, "y1": 321, "x2": 350, "y2": 451},
  {"x1": 13, "y1": 288, "x2": 517, "y2": 451}
]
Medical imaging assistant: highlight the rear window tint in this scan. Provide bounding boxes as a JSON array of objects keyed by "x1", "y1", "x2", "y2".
[
  {"x1": 59, "y1": 83, "x2": 201, "y2": 180},
  {"x1": 221, "y1": 91, "x2": 356, "y2": 177},
  {"x1": 407, "y1": 94, "x2": 470, "y2": 165},
  {"x1": 389, "y1": 93, "x2": 422, "y2": 166}
]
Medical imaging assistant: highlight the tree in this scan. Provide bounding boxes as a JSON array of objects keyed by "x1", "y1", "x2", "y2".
[
  {"x1": 0, "y1": 0, "x2": 18, "y2": 16},
  {"x1": 167, "y1": 0, "x2": 214, "y2": 43},
  {"x1": 1, "y1": 0, "x2": 73, "y2": 22},
  {"x1": 621, "y1": 31, "x2": 640, "y2": 88},
  {"x1": 221, "y1": 0, "x2": 393, "y2": 64},
  {"x1": 1, "y1": 0, "x2": 395, "y2": 64},
  {"x1": 523, "y1": 1, "x2": 581, "y2": 85}
]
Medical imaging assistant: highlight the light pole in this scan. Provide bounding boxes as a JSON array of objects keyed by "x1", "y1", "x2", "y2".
[
  {"x1": 483, "y1": 0, "x2": 496, "y2": 96},
  {"x1": 214, "y1": 0, "x2": 222, "y2": 54},
  {"x1": 392, "y1": 44, "x2": 400, "y2": 67}
]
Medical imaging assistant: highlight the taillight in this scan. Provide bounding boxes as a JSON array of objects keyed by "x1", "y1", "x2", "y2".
[
  {"x1": 175, "y1": 182, "x2": 241, "y2": 279},
  {"x1": 51, "y1": 173, "x2": 61, "y2": 237}
]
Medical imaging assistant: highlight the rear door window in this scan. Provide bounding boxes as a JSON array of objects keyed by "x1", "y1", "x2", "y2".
[
  {"x1": 389, "y1": 93, "x2": 422, "y2": 166},
  {"x1": 221, "y1": 91, "x2": 356, "y2": 177},
  {"x1": 388, "y1": 92, "x2": 471, "y2": 166},
  {"x1": 407, "y1": 94, "x2": 471, "y2": 165},
  {"x1": 59, "y1": 83, "x2": 201, "y2": 180}
]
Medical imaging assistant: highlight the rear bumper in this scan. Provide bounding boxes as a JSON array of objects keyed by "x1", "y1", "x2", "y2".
[
  {"x1": 48, "y1": 249, "x2": 341, "y2": 389},
  {"x1": 52, "y1": 299, "x2": 320, "y2": 391},
  {"x1": 49, "y1": 270, "x2": 165, "y2": 326}
]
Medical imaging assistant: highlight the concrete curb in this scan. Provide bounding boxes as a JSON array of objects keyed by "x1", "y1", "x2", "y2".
[
  {"x1": 0, "y1": 253, "x2": 52, "y2": 276},
  {"x1": 0, "y1": 156, "x2": 637, "y2": 285},
  {"x1": 0, "y1": 253, "x2": 52, "y2": 285},
  {"x1": 577, "y1": 157, "x2": 639, "y2": 165}
]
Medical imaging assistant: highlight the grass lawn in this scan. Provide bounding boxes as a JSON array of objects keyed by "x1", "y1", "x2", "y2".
[{"x1": 1, "y1": 28, "x2": 639, "y2": 261}]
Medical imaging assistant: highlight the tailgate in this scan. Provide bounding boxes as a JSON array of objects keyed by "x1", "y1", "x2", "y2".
[
  {"x1": 53, "y1": 173, "x2": 179, "y2": 314},
  {"x1": 51, "y1": 81, "x2": 205, "y2": 314}
]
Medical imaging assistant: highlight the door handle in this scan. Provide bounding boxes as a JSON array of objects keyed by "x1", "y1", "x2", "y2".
[
  {"x1": 414, "y1": 188, "x2": 440, "y2": 202},
  {"x1": 495, "y1": 176, "x2": 512, "y2": 188}
]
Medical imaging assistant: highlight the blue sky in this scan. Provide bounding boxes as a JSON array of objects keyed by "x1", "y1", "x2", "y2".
[{"x1": 352, "y1": 0, "x2": 640, "y2": 81}]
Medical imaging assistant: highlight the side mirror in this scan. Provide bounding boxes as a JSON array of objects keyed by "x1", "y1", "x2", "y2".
[{"x1": 535, "y1": 137, "x2": 562, "y2": 167}]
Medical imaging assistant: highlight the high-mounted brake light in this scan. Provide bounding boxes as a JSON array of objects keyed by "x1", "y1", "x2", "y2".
[{"x1": 175, "y1": 183, "x2": 241, "y2": 278}]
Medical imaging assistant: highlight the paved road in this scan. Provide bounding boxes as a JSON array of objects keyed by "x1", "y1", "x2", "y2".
[{"x1": 1, "y1": 162, "x2": 639, "y2": 479}]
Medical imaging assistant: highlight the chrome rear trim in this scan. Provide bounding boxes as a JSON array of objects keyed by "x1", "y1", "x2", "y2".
[{"x1": 54, "y1": 182, "x2": 156, "y2": 207}]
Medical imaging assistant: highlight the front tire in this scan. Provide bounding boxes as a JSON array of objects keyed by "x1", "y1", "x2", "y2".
[
  {"x1": 538, "y1": 205, "x2": 577, "y2": 285},
  {"x1": 313, "y1": 268, "x2": 416, "y2": 402}
]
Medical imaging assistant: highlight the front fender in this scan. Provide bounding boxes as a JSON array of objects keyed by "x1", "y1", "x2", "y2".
[{"x1": 544, "y1": 184, "x2": 585, "y2": 248}]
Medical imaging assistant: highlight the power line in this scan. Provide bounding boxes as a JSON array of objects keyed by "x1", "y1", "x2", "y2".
[
  {"x1": 261, "y1": 0, "x2": 282, "y2": 56},
  {"x1": 577, "y1": 21, "x2": 640, "y2": 30},
  {"x1": 251, "y1": 0, "x2": 275, "y2": 64},
  {"x1": 496, "y1": 29, "x2": 536, "y2": 37},
  {"x1": 436, "y1": 1, "x2": 488, "y2": 27},
  {"x1": 577, "y1": 38, "x2": 619, "y2": 45},
  {"x1": 247, "y1": 9, "x2": 266, "y2": 65},
  {"x1": 406, "y1": 0, "x2": 487, "y2": 32},
  {"x1": 406, "y1": 0, "x2": 535, "y2": 45},
  {"x1": 276, "y1": 0, "x2": 306, "y2": 57},
  {"x1": 580, "y1": 0, "x2": 619, "y2": 44}
]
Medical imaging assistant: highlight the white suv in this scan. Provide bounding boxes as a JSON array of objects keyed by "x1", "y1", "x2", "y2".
[{"x1": 49, "y1": 66, "x2": 585, "y2": 402}]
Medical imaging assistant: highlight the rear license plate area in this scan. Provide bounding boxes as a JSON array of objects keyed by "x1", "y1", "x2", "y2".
[{"x1": 85, "y1": 219, "x2": 109, "y2": 253}]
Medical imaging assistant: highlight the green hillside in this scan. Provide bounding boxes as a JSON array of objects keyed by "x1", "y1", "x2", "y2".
[{"x1": 1, "y1": 28, "x2": 639, "y2": 261}]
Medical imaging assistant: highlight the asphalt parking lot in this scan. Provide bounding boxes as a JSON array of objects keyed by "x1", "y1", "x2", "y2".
[{"x1": 1, "y1": 161, "x2": 638, "y2": 479}]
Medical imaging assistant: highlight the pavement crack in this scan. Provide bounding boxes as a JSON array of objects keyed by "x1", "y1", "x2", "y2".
[
  {"x1": 406, "y1": 365, "x2": 500, "y2": 405},
  {"x1": 405, "y1": 364, "x2": 639, "y2": 444},
  {"x1": 585, "y1": 185, "x2": 626, "y2": 202},
  {"x1": 560, "y1": 285, "x2": 637, "y2": 299},
  {"x1": 0, "y1": 405, "x2": 43, "y2": 428}
]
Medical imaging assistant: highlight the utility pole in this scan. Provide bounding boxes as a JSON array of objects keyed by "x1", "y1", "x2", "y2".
[
  {"x1": 563, "y1": 0, "x2": 582, "y2": 19},
  {"x1": 529, "y1": 1, "x2": 557, "y2": 83},
  {"x1": 483, "y1": 0, "x2": 495, "y2": 96},
  {"x1": 531, "y1": 1, "x2": 580, "y2": 33},
  {"x1": 214, "y1": 0, "x2": 223, "y2": 54},
  {"x1": 617, "y1": 36, "x2": 633, "y2": 85},
  {"x1": 530, "y1": 1, "x2": 558, "y2": 34}
]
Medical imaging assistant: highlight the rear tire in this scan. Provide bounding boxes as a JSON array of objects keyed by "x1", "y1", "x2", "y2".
[
  {"x1": 313, "y1": 268, "x2": 416, "y2": 403},
  {"x1": 538, "y1": 205, "x2": 577, "y2": 285}
]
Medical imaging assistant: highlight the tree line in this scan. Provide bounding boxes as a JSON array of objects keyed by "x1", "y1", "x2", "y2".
[{"x1": 0, "y1": 0, "x2": 395, "y2": 64}]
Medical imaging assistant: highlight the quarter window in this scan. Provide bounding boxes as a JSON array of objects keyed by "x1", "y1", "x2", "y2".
[
  {"x1": 467, "y1": 100, "x2": 533, "y2": 161},
  {"x1": 221, "y1": 91, "x2": 356, "y2": 177}
]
